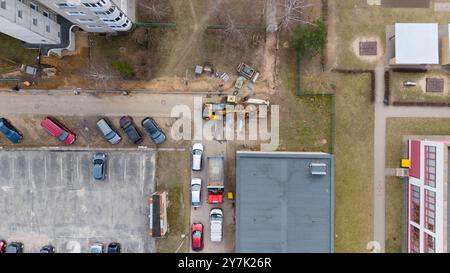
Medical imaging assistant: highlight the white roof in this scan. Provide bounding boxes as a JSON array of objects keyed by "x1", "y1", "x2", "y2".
[{"x1": 395, "y1": 23, "x2": 439, "y2": 65}]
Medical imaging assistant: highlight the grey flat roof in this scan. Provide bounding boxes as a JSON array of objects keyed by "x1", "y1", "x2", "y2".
[
  {"x1": 395, "y1": 23, "x2": 439, "y2": 65},
  {"x1": 235, "y1": 152, "x2": 334, "y2": 253}
]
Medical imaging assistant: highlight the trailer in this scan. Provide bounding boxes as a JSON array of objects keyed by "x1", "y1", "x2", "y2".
[
  {"x1": 207, "y1": 156, "x2": 225, "y2": 204},
  {"x1": 237, "y1": 63, "x2": 260, "y2": 83}
]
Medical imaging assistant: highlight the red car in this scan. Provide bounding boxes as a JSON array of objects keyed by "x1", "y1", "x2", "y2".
[
  {"x1": 41, "y1": 117, "x2": 76, "y2": 145},
  {"x1": 0, "y1": 240, "x2": 6, "y2": 253},
  {"x1": 191, "y1": 223, "x2": 204, "y2": 251}
]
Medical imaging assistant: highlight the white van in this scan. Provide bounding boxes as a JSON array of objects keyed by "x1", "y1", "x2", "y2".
[
  {"x1": 210, "y1": 208, "x2": 223, "y2": 242},
  {"x1": 192, "y1": 143, "x2": 204, "y2": 171},
  {"x1": 191, "y1": 178, "x2": 202, "y2": 208}
]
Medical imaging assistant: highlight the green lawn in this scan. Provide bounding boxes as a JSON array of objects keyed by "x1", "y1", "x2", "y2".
[
  {"x1": 391, "y1": 71, "x2": 450, "y2": 104},
  {"x1": 334, "y1": 74, "x2": 374, "y2": 252},
  {"x1": 276, "y1": 43, "x2": 333, "y2": 153},
  {"x1": 0, "y1": 33, "x2": 37, "y2": 73},
  {"x1": 335, "y1": 0, "x2": 450, "y2": 69},
  {"x1": 155, "y1": 151, "x2": 190, "y2": 253},
  {"x1": 384, "y1": 118, "x2": 450, "y2": 252}
]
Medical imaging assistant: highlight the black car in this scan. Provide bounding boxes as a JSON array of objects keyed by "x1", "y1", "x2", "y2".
[
  {"x1": 119, "y1": 116, "x2": 143, "y2": 144},
  {"x1": 0, "y1": 118, "x2": 23, "y2": 144},
  {"x1": 142, "y1": 117, "x2": 166, "y2": 145},
  {"x1": 107, "y1": 242, "x2": 121, "y2": 253},
  {"x1": 5, "y1": 242, "x2": 23, "y2": 253},
  {"x1": 40, "y1": 245, "x2": 55, "y2": 253}
]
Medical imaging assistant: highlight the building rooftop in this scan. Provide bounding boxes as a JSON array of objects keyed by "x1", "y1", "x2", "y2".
[
  {"x1": 395, "y1": 23, "x2": 439, "y2": 65},
  {"x1": 235, "y1": 151, "x2": 334, "y2": 253}
]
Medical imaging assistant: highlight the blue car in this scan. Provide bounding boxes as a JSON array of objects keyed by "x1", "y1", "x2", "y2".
[
  {"x1": 0, "y1": 118, "x2": 23, "y2": 144},
  {"x1": 142, "y1": 117, "x2": 166, "y2": 145}
]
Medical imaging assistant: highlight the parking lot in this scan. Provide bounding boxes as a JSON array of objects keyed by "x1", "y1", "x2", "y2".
[
  {"x1": 189, "y1": 141, "x2": 235, "y2": 253},
  {"x1": 0, "y1": 150, "x2": 156, "y2": 253}
]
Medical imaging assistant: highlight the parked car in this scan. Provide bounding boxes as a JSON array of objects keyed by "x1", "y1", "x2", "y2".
[
  {"x1": 96, "y1": 118, "x2": 121, "y2": 145},
  {"x1": 191, "y1": 223, "x2": 204, "y2": 251},
  {"x1": 191, "y1": 143, "x2": 204, "y2": 171},
  {"x1": 107, "y1": 242, "x2": 121, "y2": 253},
  {"x1": 0, "y1": 118, "x2": 23, "y2": 144},
  {"x1": 93, "y1": 153, "x2": 107, "y2": 180},
  {"x1": 0, "y1": 240, "x2": 6, "y2": 253},
  {"x1": 191, "y1": 178, "x2": 202, "y2": 208},
  {"x1": 40, "y1": 245, "x2": 55, "y2": 253},
  {"x1": 5, "y1": 242, "x2": 23, "y2": 253},
  {"x1": 40, "y1": 116, "x2": 76, "y2": 145},
  {"x1": 210, "y1": 209, "x2": 223, "y2": 243},
  {"x1": 141, "y1": 117, "x2": 166, "y2": 145},
  {"x1": 119, "y1": 116, "x2": 143, "y2": 144},
  {"x1": 90, "y1": 243, "x2": 103, "y2": 253},
  {"x1": 403, "y1": 81, "x2": 417, "y2": 87}
]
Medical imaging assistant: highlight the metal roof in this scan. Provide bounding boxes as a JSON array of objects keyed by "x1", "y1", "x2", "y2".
[
  {"x1": 235, "y1": 152, "x2": 334, "y2": 253},
  {"x1": 395, "y1": 23, "x2": 439, "y2": 65}
]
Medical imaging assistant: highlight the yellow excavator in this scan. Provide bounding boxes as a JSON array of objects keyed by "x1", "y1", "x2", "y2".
[{"x1": 202, "y1": 102, "x2": 257, "y2": 121}]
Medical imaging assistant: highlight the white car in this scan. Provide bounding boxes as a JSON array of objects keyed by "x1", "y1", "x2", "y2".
[
  {"x1": 89, "y1": 243, "x2": 103, "y2": 253},
  {"x1": 192, "y1": 143, "x2": 204, "y2": 171},
  {"x1": 210, "y1": 208, "x2": 223, "y2": 242},
  {"x1": 191, "y1": 178, "x2": 202, "y2": 208}
]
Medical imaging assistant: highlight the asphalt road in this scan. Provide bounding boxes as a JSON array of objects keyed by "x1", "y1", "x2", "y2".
[
  {"x1": 0, "y1": 90, "x2": 204, "y2": 117},
  {"x1": 0, "y1": 150, "x2": 156, "y2": 253}
]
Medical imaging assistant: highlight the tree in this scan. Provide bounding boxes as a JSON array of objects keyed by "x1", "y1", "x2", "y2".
[
  {"x1": 277, "y1": 0, "x2": 313, "y2": 32},
  {"x1": 85, "y1": 63, "x2": 120, "y2": 89},
  {"x1": 293, "y1": 20, "x2": 327, "y2": 58},
  {"x1": 222, "y1": 13, "x2": 246, "y2": 43},
  {"x1": 138, "y1": 0, "x2": 170, "y2": 21}
]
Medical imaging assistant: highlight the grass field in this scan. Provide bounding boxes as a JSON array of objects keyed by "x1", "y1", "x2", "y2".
[
  {"x1": 155, "y1": 150, "x2": 190, "y2": 253},
  {"x1": 0, "y1": 33, "x2": 37, "y2": 74},
  {"x1": 391, "y1": 71, "x2": 450, "y2": 104},
  {"x1": 384, "y1": 118, "x2": 450, "y2": 252},
  {"x1": 334, "y1": 0, "x2": 450, "y2": 69},
  {"x1": 276, "y1": 31, "x2": 334, "y2": 153},
  {"x1": 334, "y1": 74, "x2": 374, "y2": 252}
]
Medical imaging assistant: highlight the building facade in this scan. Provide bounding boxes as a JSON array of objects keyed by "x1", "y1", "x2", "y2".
[
  {"x1": 407, "y1": 138, "x2": 449, "y2": 253},
  {"x1": 0, "y1": 0, "x2": 61, "y2": 44},
  {"x1": 38, "y1": 0, "x2": 133, "y2": 33},
  {"x1": 0, "y1": 0, "x2": 133, "y2": 45}
]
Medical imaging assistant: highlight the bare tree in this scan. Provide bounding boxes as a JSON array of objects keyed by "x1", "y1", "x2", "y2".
[
  {"x1": 85, "y1": 63, "x2": 120, "y2": 89},
  {"x1": 277, "y1": 0, "x2": 313, "y2": 32},
  {"x1": 223, "y1": 14, "x2": 245, "y2": 42},
  {"x1": 138, "y1": 0, "x2": 170, "y2": 21}
]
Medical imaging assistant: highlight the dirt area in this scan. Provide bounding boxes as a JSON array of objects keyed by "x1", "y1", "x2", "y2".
[
  {"x1": 391, "y1": 71, "x2": 450, "y2": 103},
  {"x1": 155, "y1": 150, "x2": 191, "y2": 253},
  {"x1": 384, "y1": 118, "x2": 450, "y2": 253},
  {"x1": 0, "y1": 114, "x2": 185, "y2": 149}
]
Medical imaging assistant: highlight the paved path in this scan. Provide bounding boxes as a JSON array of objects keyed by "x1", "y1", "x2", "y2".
[
  {"x1": 373, "y1": 65, "x2": 450, "y2": 253},
  {"x1": 0, "y1": 90, "x2": 205, "y2": 117}
]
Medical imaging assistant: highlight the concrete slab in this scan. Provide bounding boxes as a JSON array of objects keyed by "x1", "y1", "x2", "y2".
[{"x1": 0, "y1": 150, "x2": 156, "y2": 253}]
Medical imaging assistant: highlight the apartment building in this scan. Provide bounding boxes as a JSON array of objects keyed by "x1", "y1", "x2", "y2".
[
  {"x1": 407, "y1": 138, "x2": 449, "y2": 253},
  {"x1": 0, "y1": 0, "x2": 61, "y2": 44},
  {"x1": 38, "y1": 0, "x2": 133, "y2": 32},
  {"x1": 0, "y1": 0, "x2": 134, "y2": 46}
]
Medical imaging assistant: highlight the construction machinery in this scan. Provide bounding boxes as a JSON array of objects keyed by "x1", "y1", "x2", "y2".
[{"x1": 202, "y1": 102, "x2": 257, "y2": 120}]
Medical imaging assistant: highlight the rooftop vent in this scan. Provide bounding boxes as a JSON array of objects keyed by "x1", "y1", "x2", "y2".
[{"x1": 309, "y1": 162, "x2": 327, "y2": 176}]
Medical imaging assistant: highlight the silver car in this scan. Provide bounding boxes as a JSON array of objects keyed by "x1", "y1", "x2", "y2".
[
  {"x1": 93, "y1": 153, "x2": 107, "y2": 180},
  {"x1": 96, "y1": 118, "x2": 121, "y2": 145},
  {"x1": 191, "y1": 178, "x2": 202, "y2": 208},
  {"x1": 90, "y1": 243, "x2": 103, "y2": 253}
]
